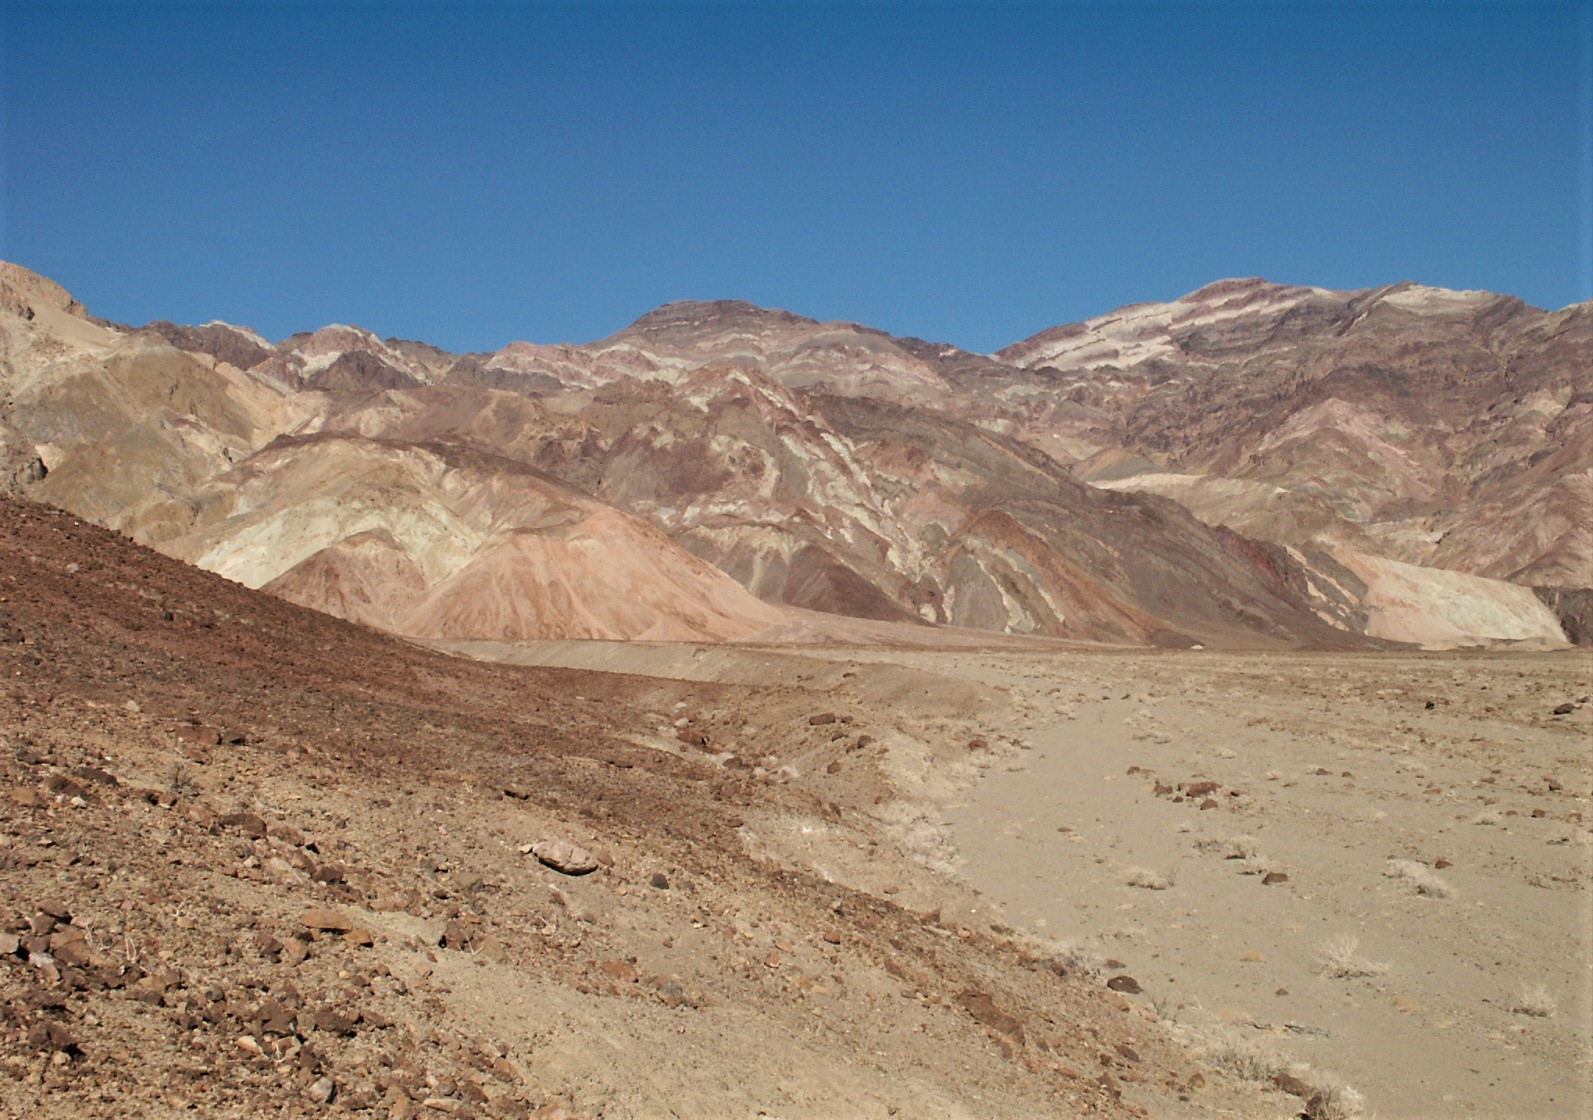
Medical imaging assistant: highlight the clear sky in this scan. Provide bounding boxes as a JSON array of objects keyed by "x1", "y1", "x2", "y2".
[{"x1": 3, "y1": 0, "x2": 1589, "y2": 354}]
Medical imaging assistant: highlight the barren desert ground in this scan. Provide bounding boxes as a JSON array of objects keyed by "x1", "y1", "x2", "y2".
[{"x1": 486, "y1": 639, "x2": 1593, "y2": 1119}]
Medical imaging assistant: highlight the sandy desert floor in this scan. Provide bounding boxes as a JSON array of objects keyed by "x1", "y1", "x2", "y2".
[{"x1": 482, "y1": 639, "x2": 1593, "y2": 1119}]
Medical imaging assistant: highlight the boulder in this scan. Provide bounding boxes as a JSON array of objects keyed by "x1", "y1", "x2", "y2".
[{"x1": 531, "y1": 839, "x2": 598, "y2": 876}]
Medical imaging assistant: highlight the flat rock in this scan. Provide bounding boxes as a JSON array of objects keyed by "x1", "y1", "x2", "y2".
[
  {"x1": 957, "y1": 989, "x2": 1025, "y2": 1042},
  {"x1": 304, "y1": 1075, "x2": 337, "y2": 1104},
  {"x1": 1274, "y1": 1072, "x2": 1312, "y2": 1098},
  {"x1": 600, "y1": 959, "x2": 639, "y2": 983},
  {"x1": 221, "y1": 812, "x2": 268, "y2": 839},
  {"x1": 301, "y1": 908, "x2": 356, "y2": 932},
  {"x1": 531, "y1": 838, "x2": 598, "y2": 876}
]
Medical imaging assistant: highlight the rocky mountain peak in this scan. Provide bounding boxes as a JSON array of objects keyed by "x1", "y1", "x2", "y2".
[
  {"x1": 0, "y1": 261, "x2": 89, "y2": 321},
  {"x1": 613, "y1": 299, "x2": 821, "y2": 345}
]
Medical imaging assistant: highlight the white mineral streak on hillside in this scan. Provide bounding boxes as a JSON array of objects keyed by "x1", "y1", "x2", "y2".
[
  {"x1": 1380, "y1": 285, "x2": 1496, "y2": 312},
  {"x1": 1335, "y1": 550, "x2": 1569, "y2": 647},
  {"x1": 484, "y1": 340, "x2": 691, "y2": 388},
  {"x1": 203, "y1": 320, "x2": 275, "y2": 350},
  {"x1": 998, "y1": 280, "x2": 1333, "y2": 370}
]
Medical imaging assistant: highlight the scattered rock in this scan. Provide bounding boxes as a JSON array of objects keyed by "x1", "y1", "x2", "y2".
[
  {"x1": 600, "y1": 960, "x2": 639, "y2": 983},
  {"x1": 531, "y1": 839, "x2": 598, "y2": 876},
  {"x1": 304, "y1": 1075, "x2": 337, "y2": 1104},
  {"x1": 1261, "y1": 871, "x2": 1289, "y2": 885},
  {"x1": 221, "y1": 812, "x2": 268, "y2": 840},
  {"x1": 73, "y1": 765, "x2": 117, "y2": 787},
  {"x1": 301, "y1": 909, "x2": 356, "y2": 933},
  {"x1": 1274, "y1": 1072, "x2": 1312, "y2": 1098},
  {"x1": 649, "y1": 872, "x2": 670, "y2": 890},
  {"x1": 27, "y1": 1020, "x2": 81, "y2": 1056},
  {"x1": 1106, "y1": 975, "x2": 1142, "y2": 994},
  {"x1": 957, "y1": 989, "x2": 1025, "y2": 1043},
  {"x1": 440, "y1": 919, "x2": 480, "y2": 951},
  {"x1": 312, "y1": 1008, "x2": 356, "y2": 1035}
]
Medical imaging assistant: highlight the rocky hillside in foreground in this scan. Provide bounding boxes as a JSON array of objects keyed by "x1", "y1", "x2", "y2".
[
  {"x1": 0, "y1": 494, "x2": 1291, "y2": 1119},
  {"x1": 0, "y1": 260, "x2": 1582, "y2": 649}
]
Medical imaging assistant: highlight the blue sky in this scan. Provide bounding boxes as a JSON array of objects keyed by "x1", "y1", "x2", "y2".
[{"x1": 3, "y1": 0, "x2": 1589, "y2": 353}]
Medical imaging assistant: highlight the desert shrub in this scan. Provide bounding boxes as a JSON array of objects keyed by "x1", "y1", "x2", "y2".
[
  {"x1": 1304, "y1": 1083, "x2": 1367, "y2": 1120},
  {"x1": 1383, "y1": 858, "x2": 1455, "y2": 898},
  {"x1": 1316, "y1": 934, "x2": 1388, "y2": 979},
  {"x1": 1513, "y1": 983, "x2": 1557, "y2": 1018},
  {"x1": 1125, "y1": 866, "x2": 1173, "y2": 890},
  {"x1": 1224, "y1": 835, "x2": 1262, "y2": 860},
  {"x1": 1053, "y1": 939, "x2": 1105, "y2": 980},
  {"x1": 1197, "y1": 1029, "x2": 1285, "y2": 1082}
]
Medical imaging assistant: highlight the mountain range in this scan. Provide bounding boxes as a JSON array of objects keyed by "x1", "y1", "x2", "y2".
[{"x1": 1, "y1": 260, "x2": 1585, "y2": 649}]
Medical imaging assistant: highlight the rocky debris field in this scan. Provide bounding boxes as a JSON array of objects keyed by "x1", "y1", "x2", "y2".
[{"x1": 0, "y1": 497, "x2": 1292, "y2": 1119}]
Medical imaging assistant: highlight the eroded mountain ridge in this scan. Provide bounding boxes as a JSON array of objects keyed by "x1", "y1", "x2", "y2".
[{"x1": 1, "y1": 261, "x2": 1584, "y2": 649}]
